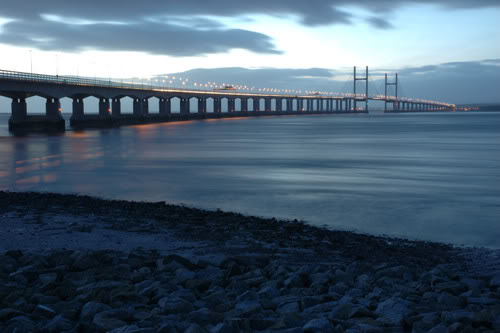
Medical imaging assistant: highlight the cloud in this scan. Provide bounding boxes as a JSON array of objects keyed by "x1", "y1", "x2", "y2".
[
  {"x1": 0, "y1": 1, "x2": 499, "y2": 56},
  {"x1": 366, "y1": 17, "x2": 394, "y2": 29}
]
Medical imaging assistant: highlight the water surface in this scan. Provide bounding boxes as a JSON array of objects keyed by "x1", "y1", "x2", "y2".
[{"x1": 1, "y1": 112, "x2": 499, "y2": 248}]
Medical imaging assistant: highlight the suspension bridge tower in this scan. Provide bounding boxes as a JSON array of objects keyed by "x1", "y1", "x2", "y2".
[
  {"x1": 354, "y1": 66, "x2": 369, "y2": 112},
  {"x1": 385, "y1": 73, "x2": 398, "y2": 112}
]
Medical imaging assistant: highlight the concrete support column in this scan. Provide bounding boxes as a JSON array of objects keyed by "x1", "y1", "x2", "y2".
[
  {"x1": 276, "y1": 99, "x2": 282, "y2": 112},
  {"x1": 253, "y1": 99, "x2": 260, "y2": 112},
  {"x1": 198, "y1": 98, "x2": 206, "y2": 113},
  {"x1": 46, "y1": 98, "x2": 62, "y2": 120},
  {"x1": 318, "y1": 100, "x2": 323, "y2": 112},
  {"x1": 265, "y1": 98, "x2": 271, "y2": 112},
  {"x1": 133, "y1": 99, "x2": 143, "y2": 116},
  {"x1": 336, "y1": 100, "x2": 339, "y2": 111},
  {"x1": 11, "y1": 98, "x2": 27, "y2": 120},
  {"x1": 306, "y1": 100, "x2": 311, "y2": 111},
  {"x1": 214, "y1": 98, "x2": 221, "y2": 113},
  {"x1": 142, "y1": 98, "x2": 149, "y2": 115},
  {"x1": 286, "y1": 99, "x2": 293, "y2": 112},
  {"x1": 241, "y1": 99, "x2": 248, "y2": 112},
  {"x1": 228, "y1": 98, "x2": 235, "y2": 112},
  {"x1": 348, "y1": 99, "x2": 352, "y2": 111},
  {"x1": 180, "y1": 98, "x2": 189, "y2": 114},
  {"x1": 99, "y1": 98, "x2": 111, "y2": 116},
  {"x1": 72, "y1": 98, "x2": 84, "y2": 118},
  {"x1": 159, "y1": 98, "x2": 171, "y2": 115},
  {"x1": 112, "y1": 98, "x2": 121, "y2": 116}
]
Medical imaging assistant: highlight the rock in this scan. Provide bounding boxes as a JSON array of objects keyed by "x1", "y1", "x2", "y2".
[
  {"x1": 80, "y1": 301, "x2": 111, "y2": 322},
  {"x1": 187, "y1": 308, "x2": 224, "y2": 325},
  {"x1": 489, "y1": 273, "x2": 500, "y2": 289},
  {"x1": 0, "y1": 308, "x2": 24, "y2": 322},
  {"x1": 234, "y1": 299, "x2": 261, "y2": 317},
  {"x1": 428, "y1": 324, "x2": 448, "y2": 333},
  {"x1": 41, "y1": 314, "x2": 74, "y2": 332},
  {"x1": 6, "y1": 315, "x2": 35, "y2": 332},
  {"x1": 258, "y1": 285, "x2": 280, "y2": 299},
  {"x1": 108, "y1": 325, "x2": 155, "y2": 333},
  {"x1": 375, "y1": 297, "x2": 411, "y2": 326},
  {"x1": 39, "y1": 272, "x2": 58, "y2": 284},
  {"x1": 284, "y1": 273, "x2": 304, "y2": 289},
  {"x1": 329, "y1": 303, "x2": 352, "y2": 320},
  {"x1": 158, "y1": 296, "x2": 194, "y2": 314},
  {"x1": 277, "y1": 300, "x2": 300, "y2": 314},
  {"x1": 185, "y1": 323, "x2": 208, "y2": 333},
  {"x1": 303, "y1": 318, "x2": 333, "y2": 332},
  {"x1": 211, "y1": 322, "x2": 236, "y2": 333},
  {"x1": 32, "y1": 304, "x2": 57, "y2": 318},
  {"x1": 93, "y1": 310, "x2": 129, "y2": 331},
  {"x1": 437, "y1": 292, "x2": 464, "y2": 308}
]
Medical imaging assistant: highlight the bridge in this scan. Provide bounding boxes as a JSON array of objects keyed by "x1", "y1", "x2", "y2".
[{"x1": 0, "y1": 66, "x2": 455, "y2": 131}]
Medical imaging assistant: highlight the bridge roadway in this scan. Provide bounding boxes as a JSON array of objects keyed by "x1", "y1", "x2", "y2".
[{"x1": 0, "y1": 70, "x2": 454, "y2": 131}]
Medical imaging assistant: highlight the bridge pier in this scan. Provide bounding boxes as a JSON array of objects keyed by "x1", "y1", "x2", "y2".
[
  {"x1": 253, "y1": 98, "x2": 260, "y2": 112},
  {"x1": 336, "y1": 100, "x2": 339, "y2": 111},
  {"x1": 214, "y1": 98, "x2": 221, "y2": 113},
  {"x1": 198, "y1": 98, "x2": 206, "y2": 113},
  {"x1": 318, "y1": 100, "x2": 323, "y2": 112},
  {"x1": 159, "y1": 98, "x2": 171, "y2": 115},
  {"x1": 296, "y1": 99, "x2": 302, "y2": 111},
  {"x1": 99, "y1": 98, "x2": 111, "y2": 116},
  {"x1": 228, "y1": 98, "x2": 235, "y2": 112},
  {"x1": 264, "y1": 98, "x2": 270, "y2": 112},
  {"x1": 72, "y1": 98, "x2": 84, "y2": 118},
  {"x1": 112, "y1": 98, "x2": 121, "y2": 116},
  {"x1": 11, "y1": 98, "x2": 27, "y2": 120},
  {"x1": 133, "y1": 99, "x2": 143, "y2": 116},
  {"x1": 286, "y1": 99, "x2": 293, "y2": 112},
  {"x1": 276, "y1": 99, "x2": 282, "y2": 112},
  {"x1": 180, "y1": 98, "x2": 189, "y2": 114},
  {"x1": 241, "y1": 98, "x2": 248, "y2": 112}
]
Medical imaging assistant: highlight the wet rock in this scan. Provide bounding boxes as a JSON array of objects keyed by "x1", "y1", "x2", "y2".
[
  {"x1": 185, "y1": 323, "x2": 208, "y2": 333},
  {"x1": 158, "y1": 296, "x2": 194, "y2": 314},
  {"x1": 375, "y1": 297, "x2": 411, "y2": 326},
  {"x1": 108, "y1": 325, "x2": 155, "y2": 333},
  {"x1": 303, "y1": 318, "x2": 334, "y2": 332},
  {"x1": 187, "y1": 308, "x2": 224, "y2": 325},
  {"x1": 428, "y1": 323, "x2": 448, "y2": 333},
  {"x1": 41, "y1": 314, "x2": 74, "y2": 332},
  {"x1": 32, "y1": 304, "x2": 56, "y2": 318},
  {"x1": 93, "y1": 309, "x2": 130, "y2": 331},
  {"x1": 80, "y1": 301, "x2": 112, "y2": 322},
  {"x1": 211, "y1": 322, "x2": 236, "y2": 333}
]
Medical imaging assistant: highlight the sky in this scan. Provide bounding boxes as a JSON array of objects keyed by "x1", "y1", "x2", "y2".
[{"x1": 1, "y1": 0, "x2": 500, "y2": 104}]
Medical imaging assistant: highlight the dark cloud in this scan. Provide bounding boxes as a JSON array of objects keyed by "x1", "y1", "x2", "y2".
[
  {"x1": 0, "y1": 19, "x2": 280, "y2": 56},
  {"x1": 0, "y1": 1, "x2": 498, "y2": 56},
  {"x1": 366, "y1": 17, "x2": 393, "y2": 29}
]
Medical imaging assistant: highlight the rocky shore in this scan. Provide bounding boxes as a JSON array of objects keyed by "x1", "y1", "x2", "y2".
[{"x1": 0, "y1": 191, "x2": 499, "y2": 333}]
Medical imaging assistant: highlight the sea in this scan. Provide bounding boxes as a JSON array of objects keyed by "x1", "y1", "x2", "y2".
[{"x1": 1, "y1": 111, "x2": 499, "y2": 248}]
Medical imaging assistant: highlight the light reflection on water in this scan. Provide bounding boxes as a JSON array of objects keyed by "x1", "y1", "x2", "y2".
[{"x1": 0, "y1": 112, "x2": 499, "y2": 248}]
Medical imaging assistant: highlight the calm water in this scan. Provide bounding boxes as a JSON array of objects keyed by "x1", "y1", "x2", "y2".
[{"x1": 1, "y1": 112, "x2": 499, "y2": 248}]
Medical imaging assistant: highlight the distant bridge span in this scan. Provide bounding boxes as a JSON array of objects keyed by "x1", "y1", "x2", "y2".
[{"x1": 0, "y1": 68, "x2": 455, "y2": 131}]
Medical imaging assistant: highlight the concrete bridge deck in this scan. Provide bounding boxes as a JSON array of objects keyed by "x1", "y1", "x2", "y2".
[{"x1": 0, "y1": 69, "x2": 454, "y2": 132}]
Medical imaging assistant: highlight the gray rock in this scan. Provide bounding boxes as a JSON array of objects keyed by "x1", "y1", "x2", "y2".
[
  {"x1": 39, "y1": 272, "x2": 58, "y2": 284},
  {"x1": 489, "y1": 273, "x2": 500, "y2": 288},
  {"x1": 93, "y1": 309, "x2": 130, "y2": 331},
  {"x1": 303, "y1": 318, "x2": 333, "y2": 332},
  {"x1": 437, "y1": 292, "x2": 464, "y2": 308},
  {"x1": 187, "y1": 308, "x2": 224, "y2": 325},
  {"x1": 41, "y1": 314, "x2": 74, "y2": 332},
  {"x1": 211, "y1": 322, "x2": 236, "y2": 333},
  {"x1": 428, "y1": 324, "x2": 448, "y2": 333},
  {"x1": 284, "y1": 273, "x2": 304, "y2": 289},
  {"x1": 185, "y1": 323, "x2": 208, "y2": 333},
  {"x1": 80, "y1": 301, "x2": 111, "y2": 322},
  {"x1": 32, "y1": 304, "x2": 56, "y2": 318},
  {"x1": 7, "y1": 315, "x2": 35, "y2": 332},
  {"x1": 375, "y1": 297, "x2": 411, "y2": 326},
  {"x1": 329, "y1": 303, "x2": 353, "y2": 320},
  {"x1": 277, "y1": 300, "x2": 300, "y2": 314},
  {"x1": 258, "y1": 285, "x2": 280, "y2": 299},
  {"x1": 158, "y1": 296, "x2": 194, "y2": 314},
  {"x1": 108, "y1": 325, "x2": 155, "y2": 333}
]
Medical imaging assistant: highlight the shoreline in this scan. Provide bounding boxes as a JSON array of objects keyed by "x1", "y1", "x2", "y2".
[{"x1": 1, "y1": 191, "x2": 499, "y2": 332}]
